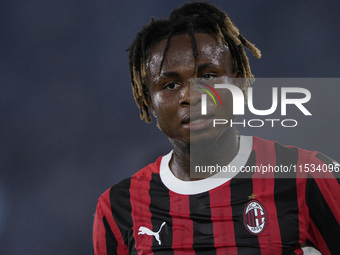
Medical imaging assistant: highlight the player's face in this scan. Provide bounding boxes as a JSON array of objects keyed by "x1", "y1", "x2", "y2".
[{"x1": 146, "y1": 33, "x2": 238, "y2": 144}]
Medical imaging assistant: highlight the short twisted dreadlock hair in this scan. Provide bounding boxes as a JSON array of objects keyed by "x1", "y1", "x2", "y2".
[{"x1": 128, "y1": 1, "x2": 261, "y2": 123}]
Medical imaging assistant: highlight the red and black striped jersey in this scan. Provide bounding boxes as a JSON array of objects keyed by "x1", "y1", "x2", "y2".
[{"x1": 93, "y1": 136, "x2": 340, "y2": 255}]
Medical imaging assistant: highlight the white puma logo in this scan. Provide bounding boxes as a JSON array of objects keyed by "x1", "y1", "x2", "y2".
[{"x1": 138, "y1": 222, "x2": 166, "y2": 245}]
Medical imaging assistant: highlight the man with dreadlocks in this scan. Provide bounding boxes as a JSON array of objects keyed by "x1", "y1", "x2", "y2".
[{"x1": 93, "y1": 2, "x2": 340, "y2": 255}]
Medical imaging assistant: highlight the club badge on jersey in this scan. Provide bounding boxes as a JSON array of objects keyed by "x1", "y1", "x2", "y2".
[{"x1": 243, "y1": 200, "x2": 267, "y2": 235}]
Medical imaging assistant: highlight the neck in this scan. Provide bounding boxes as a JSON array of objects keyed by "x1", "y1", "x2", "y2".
[{"x1": 169, "y1": 128, "x2": 239, "y2": 181}]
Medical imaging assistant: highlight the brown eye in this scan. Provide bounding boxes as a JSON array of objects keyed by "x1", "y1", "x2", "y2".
[
  {"x1": 201, "y1": 74, "x2": 216, "y2": 81},
  {"x1": 165, "y1": 82, "x2": 180, "y2": 90}
]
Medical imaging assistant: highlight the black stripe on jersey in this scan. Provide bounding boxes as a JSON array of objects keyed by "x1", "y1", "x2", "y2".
[
  {"x1": 315, "y1": 152, "x2": 340, "y2": 185},
  {"x1": 274, "y1": 143, "x2": 299, "y2": 255},
  {"x1": 189, "y1": 192, "x2": 216, "y2": 255},
  {"x1": 149, "y1": 173, "x2": 174, "y2": 254},
  {"x1": 103, "y1": 216, "x2": 117, "y2": 255},
  {"x1": 306, "y1": 175, "x2": 340, "y2": 254},
  {"x1": 109, "y1": 178, "x2": 135, "y2": 253},
  {"x1": 230, "y1": 151, "x2": 261, "y2": 255}
]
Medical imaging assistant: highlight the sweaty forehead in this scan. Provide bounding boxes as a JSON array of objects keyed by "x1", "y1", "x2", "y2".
[{"x1": 146, "y1": 33, "x2": 232, "y2": 78}]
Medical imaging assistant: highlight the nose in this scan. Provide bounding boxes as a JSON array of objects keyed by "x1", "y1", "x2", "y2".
[{"x1": 179, "y1": 82, "x2": 201, "y2": 106}]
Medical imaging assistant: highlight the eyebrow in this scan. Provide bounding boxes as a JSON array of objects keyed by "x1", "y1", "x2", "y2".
[
  {"x1": 197, "y1": 62, "x2": 219, "y2": 73},
  {"x1": 159, "y1": 71, "x2": 181, "y2": 80},
  {"x1": 158, "y1": 62, "x2": 219, "y2": 80}
]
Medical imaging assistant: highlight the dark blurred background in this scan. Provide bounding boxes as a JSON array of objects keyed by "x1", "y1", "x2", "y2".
[{"x1": 1, "y1": 0, "x2": 339, "y2": 254}]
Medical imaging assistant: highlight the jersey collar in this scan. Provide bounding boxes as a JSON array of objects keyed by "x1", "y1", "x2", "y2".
[{"x1": 160, "y1": 135, "x2": 253, "y2": 195}]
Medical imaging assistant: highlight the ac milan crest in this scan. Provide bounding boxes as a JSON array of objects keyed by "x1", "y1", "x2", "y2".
[{"x1": 243, "y1": 200, "x2": 267, "y2": 235}]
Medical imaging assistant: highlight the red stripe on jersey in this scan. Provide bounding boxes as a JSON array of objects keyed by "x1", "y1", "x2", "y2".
[
  {"x1": 294, "y1": 248, "x2": 304, "y2": 255},
  {"x1": 309, "y1": 220, "x2": 331, "y2": 255},
  {"x1": 93, "y1": 190, "x2": 128, "y2": 255},
  {"x1": 252, "y1": 137, "x2": 282, "y2": 255},
  {"x1": 209, "y1": 182, "x2": 237, "y2": 255},
  {"x1": 93, "y1": 196, "x2": 108, "y2": 255},
  {"x1": 169, "y1": 191, "x2": 195, "y2": 255},
  {"x1": 133, "y1": 157, "x2": 162, "y2": 178},
  {"x1": 130, "y1": 172, "x2": 153, "y2": 254}
]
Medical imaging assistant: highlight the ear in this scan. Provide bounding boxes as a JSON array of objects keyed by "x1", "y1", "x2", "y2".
[
  {"x1": 231, "y1": 70, "x2": 242, "y2": 79},
  {"x1": 231, "y1": 71, "x2": 248, "y2": 101}
]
